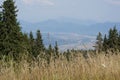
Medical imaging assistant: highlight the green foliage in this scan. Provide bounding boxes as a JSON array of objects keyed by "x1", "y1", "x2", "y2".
[
  {"x1": 46, "y1": 44, "x2": 53, "y2": 64},
  {"x1": 22, "y1": 33, "x2": 30, "y2": 54},
  {"x1": 29, "y1": 31, "x2": 35, "y2": 57},
  {"x1": 118, "y1": 32, "x2": 120, "y2": 51},
  {"x1": 102, "y1": 34, "x2": 109, "y2": 51},
  {"x1": 101, "y1": 26, "x2": 120, "y2": 53},
  {"x1": 108, "y1": 26, "x2": 119, "y2": 50},
  {"x1": 36, "y1": 30, "x2": 44, "y2": 51},
  {"x1": 95, "y1": 32, "x2": 103, "y2": 53},
  {"x1": 34, "y1": 30, "x2": 45, "y2": 58},
  {"x1": 96, "y1": 26, "x2": 120, "y2": 54},
  {"x1": 65, "y1": 49, "x2": 71, "y2": 62},
  {"x1": 54, "y1": 41, "x2": 59, "y2": 60},
  {"x1": 0, "y1": 0, "x2": 24, "y2": 60},
  {"x1": 0, "y1": 10, "x2": 3, "y2": 56},
  {"x1": 0, "y1": 0, "x2": 62, "y2": 62}
]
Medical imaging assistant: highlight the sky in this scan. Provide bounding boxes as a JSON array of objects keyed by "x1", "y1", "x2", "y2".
[{"x1": 0, "y1": 0, "x2": 120, "y2": 23}]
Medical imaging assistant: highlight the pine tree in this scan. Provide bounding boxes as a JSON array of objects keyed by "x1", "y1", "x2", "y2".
[
  {"x1": 46, "y1": 44, "x2": 53, "y2": 64},
  {"x1": 0, "y1": 0, "x2": 24, "y2": 59},
  {"x1": 29, "y1": 31, "x2": 35, "y2": 55},
  {"x1": 54, "y1": 41, "x2": 59, "y2": 59},
  {"x1": 108, "y1": 26, "x2": 119, "y2": 51},
  {"x1": 95, "y1": 32, "x2": 103, "y2": 53},
  {"x1": 66, "y1": 49, "x2": 71, "y2": 62},
  {"x1": 29, "y1": 31, "x2": 34, "y2": 45},
  {"x1": 0, "y1": 9, "x2": 4, "y2": 56},
  {"x1": 21, "y1": 33, "x2": 30, "y2": 57},
  {"x1": 108, "y1": 28, "x2": 113, "y2": 49},
  {"x1": 34, "y1": 30, "x2": 44, "y2": 57},
  {"x1": 118, "y1": 32, "x2": 120, "y2": 51},
  {"x1": 112, "y1": 27, "x2": 119, "y2": 50},
  {"x1": 36, "y1": 30, "x2": 44, "y2": 51},
  {"x1": 102, "y1": 34, "x2": 108, "y2": 51}
]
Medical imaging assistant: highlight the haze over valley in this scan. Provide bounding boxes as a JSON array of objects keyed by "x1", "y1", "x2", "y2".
[{"x1": 20, "y1": 18, "x2": 120, "y2": 50}]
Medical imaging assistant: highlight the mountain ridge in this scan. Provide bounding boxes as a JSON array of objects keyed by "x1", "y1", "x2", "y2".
[
  {"x1": 19, "y1": 18, "x2": 120, "y2": 50},
  {"x1": 20, "y1": 18, "x2": 120, "y2": 35}
]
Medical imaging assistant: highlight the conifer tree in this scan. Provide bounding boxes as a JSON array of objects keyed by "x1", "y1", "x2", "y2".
[
  {"x1": 54, "y1": 41, "x2": 59, "y2": 59},
  {"x1": 21, "y1": 33, "x2": 30, "y2": 57},
  {"x1": 34, "y1": 30, "x2": 44, "y2": 57},
  {"x1": 48, "y1": 44, "x2": 53, "y2": 54},
  {"x1": 112, "y1": 27, "x2": 119, "y2": 50},
  {"x1": 29, "y1": 31, "x2": 34, "y2": 44},
  {"x1": 108, "y1": 27, "x2": 119, "y2": 51},
  {"x1": 102, "y1": 34, "x2": 108, "y2": 51},
  {"x1": 95, "y1": 32, "x2": 103, "y2": 53},
  {"x1": 29, "y1": 31, "x2": 35, "y2": 55},
  {"x1": 36, "y1": 30, "x2": 44, "y2": 51},
  {"x1": 46, "y1": 44, "x2": 53, "y2": 64},
  {"x1": 66, "y1": 49, "x2": 71, "y2": 62},
  {"x1": 118, "y1": 32, "x2": 120, "y2": 51},
  {"x1": 0, "y1": 0, "x2": 24, "y2": 59},
  {"x1": 0, "y1": 9, "x2": 4, "y2": 56}
]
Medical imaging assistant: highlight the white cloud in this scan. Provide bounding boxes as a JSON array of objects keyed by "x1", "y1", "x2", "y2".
[
  {"x1": 105, "y1": 0, "x2": 120, "y2": 5},
  {"x1": 22, "y1": 0, "x2": 54, "y2": 6}
]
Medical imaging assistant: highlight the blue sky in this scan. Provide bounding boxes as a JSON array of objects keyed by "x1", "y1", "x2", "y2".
[{"x1": 1, "y1": 0, "x2": 120, "y2": 23}]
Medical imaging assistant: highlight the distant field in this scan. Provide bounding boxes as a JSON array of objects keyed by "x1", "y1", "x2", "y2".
[{"x1": 0, "y1": 52, "x2": 120, "y2": 80}]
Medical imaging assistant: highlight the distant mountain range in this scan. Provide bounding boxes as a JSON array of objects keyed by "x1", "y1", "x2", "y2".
[{"x1": 19, "y1": 18, "x2": 120, "y2": 50}]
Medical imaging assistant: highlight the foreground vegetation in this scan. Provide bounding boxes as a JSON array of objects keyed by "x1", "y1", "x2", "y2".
[{"x1": 0, "y1": 52, "x2": 120, "y2": 80}]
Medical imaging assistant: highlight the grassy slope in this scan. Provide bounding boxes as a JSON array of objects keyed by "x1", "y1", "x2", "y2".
[{"x1": 0, "y1": 52, "x2": 120, "y2": 80}]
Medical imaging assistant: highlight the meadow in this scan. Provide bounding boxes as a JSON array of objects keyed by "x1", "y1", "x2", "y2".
[{"x1": 0, "y1": 52, "x2": 120, "y2": 80}]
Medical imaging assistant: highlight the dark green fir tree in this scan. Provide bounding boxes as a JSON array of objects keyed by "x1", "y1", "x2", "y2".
[
  {"x1": 102, "y1": 34, "x2": 108, "y2": 51},
  {"x1": 29, "y1": 31, "x2": 35, "y2": 56},
  {"x1": 108, "y1": 27, "x2": 119, "y2": 51},
  {"x1": 95, "y1": 32, "x2": 103, "y2": 53},
  {"x1": 0, "y1": 0, "x2": 24, "y2": 60},
  {"x1": 46, "y1": 44, "x2": 53, "y2": 64},
  {"x1": 118, "y1": 32, "x2": 120, "y2": 51},
  {"x1": 34, "y1": 30, "x2": 44, "y2": 57},
  {"x1": 54, "y1": 41, "x2": 59, "y2": 59}
]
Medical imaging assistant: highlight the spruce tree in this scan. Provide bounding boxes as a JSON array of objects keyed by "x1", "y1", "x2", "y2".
[
  {"x1": 95, "y1": 32, "x2": 103, "y2": 53},
  {"x1": 29, "y1": 31, "x2": 34, "y2": 45},
  {"x1": 29, "y1": 31, "x2": 35, "y2": 56},
  {"x1": 66, "y1": 49, "x2": 71, "y2": 62},
  {"x1": 102, "y1": 34, "x2": 108, "y2": 51},
  {"x1": 46, "y1": 44, "x2": 53, "y2": 64},
  {"x1": 0, "y1": 9, "x2": 4, "y2": 56},
  {"x1": 108, "y1": 26, "x2": 119, "y2": 51},
  {"x1": 20, "y1": 33, "x2": 31, "y2": 58},
  {"x1": 54, "y1": 41, "x2": 59, "y2": 59},
  {"x1": 34, "y1": 30, "x2": 44, "y2": 57},
  {"x1": 0, "y1": 0, "x2": 24, "y2": 59},
  {"x1": 108, "y1": 28, "x2": 113, "y2": 49},
  {"x1": 118, "y1": 32, "x2": 120, "y2": 51},
  {"x1": 112, "y1": 27, "x2": 119, "y2": 50}
]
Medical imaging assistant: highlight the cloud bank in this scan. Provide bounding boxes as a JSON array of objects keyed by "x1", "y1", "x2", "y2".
[{"x1": 22, "y1": 0, "x2": 54, "y2": 6}]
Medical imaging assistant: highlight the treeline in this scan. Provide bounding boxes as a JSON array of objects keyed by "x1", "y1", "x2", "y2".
[
  {"x1": 0, "y1": 0, "x2": 60, "y2": 62},
  {"x1": 95, "y1": 27, "x2": 120, "y2": 54},
  {"x1": 0, "y1": 0, "x2": 74, "y2": 64}
]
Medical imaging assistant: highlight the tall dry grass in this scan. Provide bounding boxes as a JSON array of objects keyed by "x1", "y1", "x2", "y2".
[{"x1": 0, "y1": 52, "x2": 120, "y2": 80}]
